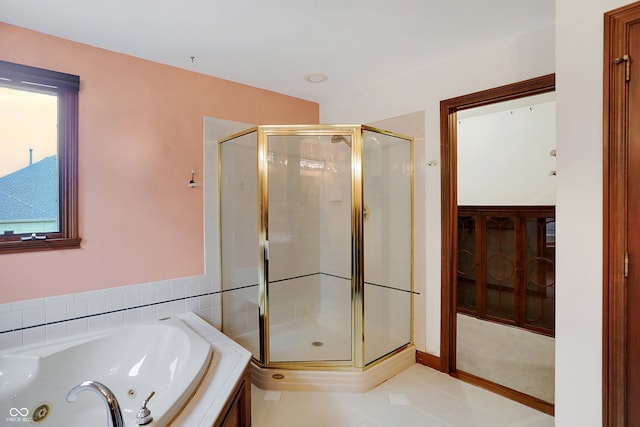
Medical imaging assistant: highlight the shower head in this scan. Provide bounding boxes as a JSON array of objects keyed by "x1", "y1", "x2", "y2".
[{"x1": 330, "y1": 135, "x2": 352, "y2": 147}]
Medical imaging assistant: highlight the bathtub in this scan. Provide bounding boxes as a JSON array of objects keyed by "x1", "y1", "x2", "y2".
[{"x1": 0, "y1": 316, "x2": 212, "y2": 426}]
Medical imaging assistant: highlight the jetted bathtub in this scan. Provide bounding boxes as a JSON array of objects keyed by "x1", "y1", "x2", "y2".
[{"x1": 0, "y1": 316, "x2": 212, "y2": 426}]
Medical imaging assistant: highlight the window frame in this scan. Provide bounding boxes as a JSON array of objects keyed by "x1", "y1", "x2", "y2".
[{"x1": 0, "y1": 60, "x2": 80, "y2": 254}]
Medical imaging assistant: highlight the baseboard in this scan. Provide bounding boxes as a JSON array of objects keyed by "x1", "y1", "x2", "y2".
[
  {"x1": 453, "y1": 370, "x2": 555, "y2": 416},
  {"x1": 415, "y1": 350, "x2": 442, "y2": 371}
]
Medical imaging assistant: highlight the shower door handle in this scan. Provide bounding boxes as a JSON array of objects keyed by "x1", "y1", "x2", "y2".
[{"x1": 265, "y1": 240, "x2": 270, "y2": 261}]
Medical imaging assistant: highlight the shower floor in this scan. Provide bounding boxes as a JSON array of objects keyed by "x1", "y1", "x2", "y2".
[
  {"x1": 233, "y1": 314, "x2": 406, "y2": 365},
  {"x1": 270, "y1": 314, "x2": 352, "y2": 362}
]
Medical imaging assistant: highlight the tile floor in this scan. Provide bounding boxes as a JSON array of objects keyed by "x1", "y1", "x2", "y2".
[{"x1": 251, "y1": 364, "x2": 554, "y2": 427}]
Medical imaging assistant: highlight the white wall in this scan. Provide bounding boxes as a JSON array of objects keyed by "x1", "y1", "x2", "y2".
[
  {"x1": 321, "y1": 25, "x2": 555, "y2": 359},
  {"x1": 321, "y1": 2, "x2": 640, "y2": 422},
  {"x1": 457, "y1": 97, "x2": 557, "y2": 205},
  {"x1": 555, "y1": 0, "x2": 629, "y2": 425}
]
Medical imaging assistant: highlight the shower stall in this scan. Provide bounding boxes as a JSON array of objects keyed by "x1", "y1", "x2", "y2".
[{"x1": 219, "y1": 124, "x2": 413, "y2": 380}]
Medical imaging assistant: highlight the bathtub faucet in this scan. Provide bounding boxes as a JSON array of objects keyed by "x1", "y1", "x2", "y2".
[{"x1": 66, "y1": 380, "x2": 124, "y2": 427}]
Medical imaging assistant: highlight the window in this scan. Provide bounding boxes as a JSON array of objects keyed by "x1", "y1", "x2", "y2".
[
  {"x1": 0, "y1": 60, "x2": 80, "y2": 253},
  {"x1": 457, "y1": 206, "x2": 555, "y2": 336}
]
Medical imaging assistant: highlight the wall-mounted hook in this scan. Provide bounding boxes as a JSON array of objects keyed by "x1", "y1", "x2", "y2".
[{"x1": 188, "y1": 170, "x2": 197, "y2": 188}]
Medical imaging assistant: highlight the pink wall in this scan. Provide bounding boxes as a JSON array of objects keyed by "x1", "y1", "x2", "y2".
[{"x1": 0, "y1": 24, "x2": 319, "y2": 304}]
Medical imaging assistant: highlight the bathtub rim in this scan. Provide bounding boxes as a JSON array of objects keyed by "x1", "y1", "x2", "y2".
[
  {"x1": 169, "y1": 312, "x2": 252, "y2": 426},
  {"x1": 0, "y1": 316, "x2": 206, "y2": 358}
]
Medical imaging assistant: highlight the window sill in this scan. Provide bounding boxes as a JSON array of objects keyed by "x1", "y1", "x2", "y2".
[{"x1": 0, "y1": 238, "x2": 81, "y2": 254}]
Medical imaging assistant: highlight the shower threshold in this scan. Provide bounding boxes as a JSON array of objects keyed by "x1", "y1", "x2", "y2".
[{"x1": 250, "y1": 344, "x2": 415, "y2": 393}]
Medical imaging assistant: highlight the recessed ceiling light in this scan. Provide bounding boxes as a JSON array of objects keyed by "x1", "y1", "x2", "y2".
[{"x1": 305, "y1": 74, "x2": 328, "y2": 83}]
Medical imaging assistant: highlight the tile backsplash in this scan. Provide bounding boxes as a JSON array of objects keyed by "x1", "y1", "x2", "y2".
[{"x1": 0, "y1": 275, "x2": 221, "y2": 350}]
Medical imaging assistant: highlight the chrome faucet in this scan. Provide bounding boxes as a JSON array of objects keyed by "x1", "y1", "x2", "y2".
[{"x1": 66, "y1": 380, "x2": 124, "y2": 427}]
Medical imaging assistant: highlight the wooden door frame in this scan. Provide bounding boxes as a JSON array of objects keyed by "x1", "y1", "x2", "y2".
[
  {"x1": 439, "y1": 74, "x2": 556, "y2": 392},
  {"x1": 603, "y1": 3, "x2": 640, "y2": 426}
]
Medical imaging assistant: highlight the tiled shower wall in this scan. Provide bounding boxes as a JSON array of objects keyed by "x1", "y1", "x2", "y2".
[
  {"x1": 0, "y1": 275, "x2": 221, "y2": 351},
  {"x1": 268, "y1": 138, "x2": 351, "y2": 327}
]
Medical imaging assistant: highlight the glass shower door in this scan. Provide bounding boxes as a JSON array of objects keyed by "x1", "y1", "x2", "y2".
[
  {"x1": 363, "y1": 129, "x2": 413, "y2": 365},
  {"x1": 219, "y1": 130, "x2": 261, "y2": 360},
  {"x1": 265, "y1": 132, "x2": 352, "y2": 363}
]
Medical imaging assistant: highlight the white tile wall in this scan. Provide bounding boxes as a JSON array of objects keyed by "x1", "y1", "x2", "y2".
[
  {"x1": 22, "y1": 327, "x2": 44, "y2": 346},
  {"x1": 269, "y1": 275, "x2": 321, "y2": 326},
  {"x1": 222, "y1": 285, "x2": 259, "y2": 338},
  {"x1": 0, "y1": 274, "x2": 222, "y2": 351}
]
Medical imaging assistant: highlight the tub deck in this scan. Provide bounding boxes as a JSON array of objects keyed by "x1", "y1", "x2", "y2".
[{"x1": 171, "y1": 313, "x2": 252, "y2": 426}]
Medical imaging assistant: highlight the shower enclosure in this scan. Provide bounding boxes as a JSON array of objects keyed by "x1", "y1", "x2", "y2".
[{"x1": 219, "y1": 125, "x2": 413, "y2": 371}]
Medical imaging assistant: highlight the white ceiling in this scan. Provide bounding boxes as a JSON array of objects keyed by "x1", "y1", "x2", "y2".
[{"x1": 0, "y1": 0, "x2": 555, "y2": 104}]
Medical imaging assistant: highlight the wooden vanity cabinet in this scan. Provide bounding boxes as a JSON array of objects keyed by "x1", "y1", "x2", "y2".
[{"x1": 213, "y1": 365, "x2": 251, "y2": 427}]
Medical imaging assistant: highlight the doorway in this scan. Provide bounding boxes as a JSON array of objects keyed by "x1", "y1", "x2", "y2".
[
  {"x1": 603, "y1": 2, "x2": 640, "y2": 425},
  {"x1": 440, "y1": 74, "x2": 556, "y2": 415}
]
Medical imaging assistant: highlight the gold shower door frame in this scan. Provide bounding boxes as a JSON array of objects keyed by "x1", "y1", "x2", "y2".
[{"x1": 220, "y1": 124, "x2": 414, "y2": 371}]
